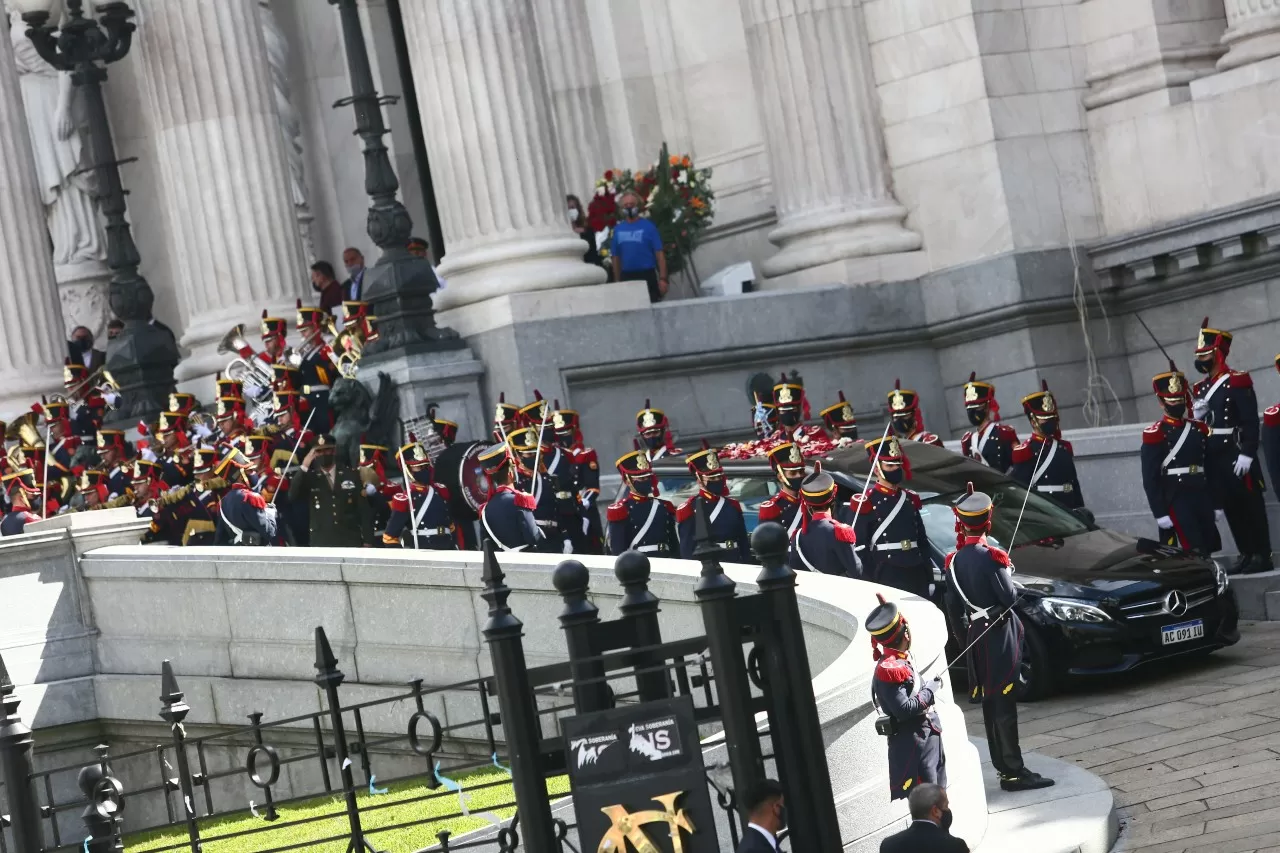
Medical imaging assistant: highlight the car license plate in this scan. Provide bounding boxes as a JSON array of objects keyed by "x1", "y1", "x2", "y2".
[{"x1": 1162, "y1": 619, "x2": 1204, "y2": 645}]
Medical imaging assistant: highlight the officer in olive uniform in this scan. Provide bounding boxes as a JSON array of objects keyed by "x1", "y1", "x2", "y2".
[
  {"x1": 1009, "y1": 381, "x2": 1085, "y2": 511},
  {"x1": 788, "y1": 466, "x2": 860, "y2": 577},
  {"x1": 1192, "y1": 320, "x2": 1272, "y2": 573},
  {"x1": 852, "y1": 437, "x2": 931, "y2": 598},
  {"x1": 1142, "y1": 362, "x2": 1221, "y2": 557},
  {"x1": 677, "y1": 445, "x2": 751, "y2": 562},
  {"x1": 477, "y1": 442, "x2": 542, "y2": 552},
  {"x1": 946, "y1": 485, "x2": 1053, "y2": 792},
  {"x1": 758, "y1": 442, "x2": 805, "y2": 539},
  {"x1": 820, "y1": 391, "x2": 859, "y2": 441},
  {"x1": 383, "y1": 437, "x2": 460, "y2": 550},
  {"x1": 637, "y1": 400, "x2": 682, "y2": 463},
  {"x1": 960, "y1": 373, "x2": 1019, "y2": 471},
  {"x1": 887, "y1": 380, "x2": 944, "y2": 446},
  {"x1": 607, "y1": 450, "x2": 680, "y2": 557},
  {"x1": 288, "y1": 435, "x2": 369, "y2": 547},
  {"x1": 867, "y1": 594, "x2": 945, "y2": 800}
]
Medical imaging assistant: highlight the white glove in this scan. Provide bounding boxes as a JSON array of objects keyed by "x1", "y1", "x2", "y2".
[
  {"x1": 262, "y1": 503, "x2": 278, "y2": 521},
  {"x1": 1192, "y1": 397, "x2": 1209, "y2": 419},
  {"x1": 365, "y1": 483, "x2": 377, "y2": 496},
  {"x1": 1234, "y1": 454, "x2": 1253, "y2": 477},
  {"x1": 142, "y1": 447, "x2": 158, "y2": 462},
  {"x1": 103, "y1": 391, "x2": 121, "y2": 407},
  {"x1": 243, "y1": 382, "x2": 265, "y2": 400},
  {"x1": 562, "y1": 539, "x2": 574, "y2": 554},
  {"x1": 1215, "y1": 509, "x2": 1226, "y2": 524},
  {"x1": 1157, "y1": 515, "x2": 1174, "y2": 529},
  {"x1": 582, "y1": 517, "x2": 590, "y2": 535},
  {"x1": 193, "y1": 423, "x2": 214, "y2": 440}
]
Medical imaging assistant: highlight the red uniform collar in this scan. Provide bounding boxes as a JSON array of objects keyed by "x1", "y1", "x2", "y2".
[{"x1": 962, "y1": 534, "x2": 988, "y2": 546}]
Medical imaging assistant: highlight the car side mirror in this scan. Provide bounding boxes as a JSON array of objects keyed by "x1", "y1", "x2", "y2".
[{"x1": 1072, "y1": 507, "x2": 1095, "y2": 526}]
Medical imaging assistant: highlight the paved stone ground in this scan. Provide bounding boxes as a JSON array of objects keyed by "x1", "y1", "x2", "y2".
[{"x1": 961, "y1": 621, "x2": 1280, "y2": 853}]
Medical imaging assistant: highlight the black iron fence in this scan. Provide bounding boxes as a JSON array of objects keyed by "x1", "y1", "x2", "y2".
[{"x1": 0, "y1": 514, "x2": 840, "y2": 853}]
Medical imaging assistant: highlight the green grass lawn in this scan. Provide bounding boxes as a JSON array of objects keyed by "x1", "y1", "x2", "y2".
[{"x1": 125, "y1": 768, "x2": 571, "y2": 853}]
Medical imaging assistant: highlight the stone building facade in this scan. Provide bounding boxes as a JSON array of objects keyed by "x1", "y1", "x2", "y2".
[{"x1": 2, "y1": 0, "x2": 1280, "y2": 456}]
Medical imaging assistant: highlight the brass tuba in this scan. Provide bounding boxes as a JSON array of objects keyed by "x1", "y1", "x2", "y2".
[{"x1": 218, "y1": 323, "x2": 276, "y2": 420}]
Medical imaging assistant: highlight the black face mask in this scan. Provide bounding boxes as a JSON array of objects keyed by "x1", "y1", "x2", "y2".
[
  {"x1": 882, "y1": 467, "x2": 905, "y2": 485},
  {"x1": 782, "y1": 473, "x2": 805, "y2": 493},
  {"x1": 1163, "y1": 402, "x2": 1186, "y2": 419},
  {"x1": 966, "y1": 406, "x2": 988, "y2": 426},
  {"x1": 837, "y1": 423, "x2": 858, "y2": 439},
  {"x1": 1194, "y1": 357, "x2": 1214, "y2": 375},
  {"x1": 777, "y1": 408, "x2": 801, "y2": 428},
  {"x1": 891, "y1": 415, "x2": 914, "y2": 436},
  {"x1": 412, "y1": 468, "x2": 434, "y2": 486},
  {"x1": 940, "y1": 808, "x2": 953, "y2": 832},
  {"x1": 630, "y1": 477, "x2": 655, "y2": 497},
  {"x1": 702, "y1": 475, "x2": 726, "y2": 495},
  {"x1": 1036, "y1": 417, "x2": 1059, "y2": 436},
  {"x1": 556, "y1": 432, "x2": 575, "y2": 449},
  {"x1": 642, "y1": 432, "x2": 665, "y2": 451}
]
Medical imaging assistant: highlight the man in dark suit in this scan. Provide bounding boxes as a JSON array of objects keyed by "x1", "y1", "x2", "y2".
[
  {"x1": 736, "y1": 779, "x2": 784, "y2": 853},
  {"x1": 68, "y1": 326, "x2": 106, "y2": 373},
  {"x1": 880, "y1": 783, "x2": 967, "y2": 853}
]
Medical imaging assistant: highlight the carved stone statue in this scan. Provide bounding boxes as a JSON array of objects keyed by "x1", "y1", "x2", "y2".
[
  {"x1": 8, "y1": 6, "x2": 111, "y2": 339},
  {"x1": 258, "y1": 0, "x2": 314, "y2": 262}
]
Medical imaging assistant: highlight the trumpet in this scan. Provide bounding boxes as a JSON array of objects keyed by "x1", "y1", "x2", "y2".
[{"x1": 64, "y1": 367, "x2": 120, "y2": 408}]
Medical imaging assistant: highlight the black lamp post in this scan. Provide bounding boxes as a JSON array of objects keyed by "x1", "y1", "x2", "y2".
[
  {"x1": 17, "y1": 0, "x2": 178, "y2": 423},
  {"x1": 328, "y1": 0, "x2": 462, "y2": 359}
]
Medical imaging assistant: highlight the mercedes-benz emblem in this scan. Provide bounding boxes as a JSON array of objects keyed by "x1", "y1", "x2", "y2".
[{"x1": 1165, "y1": 590, "x2": 1189, "y2": 617}]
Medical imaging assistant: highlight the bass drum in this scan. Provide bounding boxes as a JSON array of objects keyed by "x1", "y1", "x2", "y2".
[{"x1": 433, "y1": 441, "x2": 492, "y2": 549}]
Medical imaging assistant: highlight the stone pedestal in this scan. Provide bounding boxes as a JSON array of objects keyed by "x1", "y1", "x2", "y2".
[
  {"x1": 739, "y1": 0, "x2": 922, "y2": 283},
  {"x1": 0, "y1": 27, "x2": 71, "y2": 417},
  {"x1": 400, "y1": 0, "x2": 605, "y2": 311},
  {"x1": 359, "y1": 348, "x2": 489, "y2": 446},
  {"x1": 1219, "y1": 0, "x2": 1280, "y2": 70},
  {"x1": 136, "y1": 0, "x2": 309, "y2": 382},
  {"x1": 55, "y1": 260, "x2": 112, "y2": 340}
]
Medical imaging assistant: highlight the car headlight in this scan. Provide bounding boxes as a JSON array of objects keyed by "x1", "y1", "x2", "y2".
[
  {"x1": 1039, "y1": 597, "x2": 1113, "y2": 623},
  {"x1": 1214, "y1": 562, "x2": 1230, "y2": 596}
]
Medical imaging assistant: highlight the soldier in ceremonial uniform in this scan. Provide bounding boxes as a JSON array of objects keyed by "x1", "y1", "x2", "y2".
[
  {"x1": 552, "y1": 403, "x2": 604, "y2": 554},
  {"x1": 960, "y1": 373, "x2": 1019, "y2": 471},
  {"x1": 1143, "y1": 363, "x2": 1221, "y2": 557},
  {"x1": 607, "y1": 449, "x2": 679, "y2": 557},
  {"x1": 771, "y1": 375, "x2": 828, "y2": 443},
  {"x1": 131, "y1": 460, "x2": 162, "y2": 518},
  {"x1": 677, "y1": 445, "x2": 752, "y2": 562},
  {"x1": 887, "y1": 380, "x2": 944, "y2": 446},
  {"x1": 946, "y1": 485, "x2": 1053, "y2": 792},
  {"x1": 637, "y1": 400, "x2": 681, "y2": 463},
  {"x1": 383, "y1": 437, "x2": 460, "y2": 550},
  {"x1": 1192, "y1": 319, "x2": 1272, "y2": 573},
  {"x1": 1009, "y1": 381, "x2": 1085, "y2": 511},
  {"x1": 1263, "y1": 353, "x2": 1280, "y2": 505},
  {"x1": 155, "y1": 411, "x2": 195, "y2": 490},
  {"x1": 759, "y1": 442, "x2": 805, "y2": 540},
  {"x1": 866, "y1": 594, "x2": 945, "y2": 799},
  {"x1": 259, "y1": 311, "x2": 289, "y2": 365},
  {"x1": 267, "y1": 390, "x2": 314, "y2": 545},
  {"x1": 41, "y1": 398, "x2": 80, "y2": 480},
  {"x1": 788, "y1": 466, "x2": 859, "y2": 576},
  {"x1": 425, "y1": 405, "x2": 459, "y2": 447},
  {"x1": 290, "y1": 435, "x2": 369, "y2": 547},
  {"x1": 358, "y1": 443, "x2": 400, "y2": 546},
  {"x1": 77, "y1": 469, "x2": 110, "y2": 511},
  {"x1": 507, "y1": 426, "x2": 574, "y2": 553},
  {"x1": 820, "y1": 391, "x2": 859, "y2": 441},
  {"x1": 96, "y1": 430, "x2": 132, "y2": 500},
  {"x1": 296, "y1": 300, "x2": 336, "y2": 429},
  {"x1": 214, "y1": 449, "x2": 279, "y2": 546},
  {"x1": 493, "y1": 393, "x2": 521, "y2": 442},
  {"x1": 477, "y1": 442, "x2": 541, "y2": 552},
  {"x1": 852, "y1": 437, "x2": 931, "y2": 598},
  {"x1": 1, "y1": 470, "x2": 44, "y2": 535}
]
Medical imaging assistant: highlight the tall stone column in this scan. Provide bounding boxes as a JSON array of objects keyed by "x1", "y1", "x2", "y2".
[
  {"x1": 1219, "y1": 0, "x2": 1280, "y2": 70},
  {"x1": 739, "y1": 0, "x2": 922, "y2": 283},
  {"x1": 135, "y1": 0, "x2": 309, "y2": 380},
  {"x1": 400, "y1": 0, "x2": 606, "y2": 311},
  {"x1": 0, "y1": 24, "x2": 71, "y2": 416}
]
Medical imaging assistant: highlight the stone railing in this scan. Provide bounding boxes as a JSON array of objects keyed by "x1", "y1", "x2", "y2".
[{"x1": 0, "y1": 527, "x2": 987, "y2": 851}]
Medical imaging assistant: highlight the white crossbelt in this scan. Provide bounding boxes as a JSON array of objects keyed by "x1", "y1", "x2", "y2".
[
  {"x1": 870, "y1": 491, "x2": 908, "y2": 550},
  {"x1": 1161, "y1": 422, "x2": 1192, "y2": 471},
  {"x1": 974, "y1": 422, "x2": 995, "y2": 467},
  {"x1": 219, "y1": 503, "x2": 245, "y2": 545},
  {"x1": 413, "y1": 486, "x2": 436, "y2": 529},
  {"x1": 792, "y1": 530, "x2": 818, "y2": 573},
  {"x1": 949, "y1": 564, "x2": 991, "y2": 621},
  {"x1": 787, "y1": 505, "x2": 802, "y2": 539},
  {"x1": 709, "y1": 496, "x2": 726, "y2": 524},
  {"x1": 480, "y1": 504, "x2": 527, "y2": 552},
  {"x1": 1029, "y1": 438, "x2": 1058, "y2": 488},
  {"x1": 630, "y1": 500, "x2": 660, "y2": 549}
]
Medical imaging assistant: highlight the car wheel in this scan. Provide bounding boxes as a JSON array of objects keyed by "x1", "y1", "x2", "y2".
[{"x1": 1016, "y1": 623, "x2": 1057, "y2": 702}]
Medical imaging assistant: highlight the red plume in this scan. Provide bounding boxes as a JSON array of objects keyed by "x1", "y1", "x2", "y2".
[
  {"x1": 813, "y1": 460, "x2": 823, "y2": 474},
  {"x1": 894, "y1": 378, "x2": 901, "y2": 390},
  {"x1": 633, "y1": 438, "x2": 640, "y2": 451},
  {"x1": 409, "y1": 432, "x2": 417, "y2": 442},
  {"x1": 553, "y1": 399, "x2": 560, "y2": 409},
  {"x1": 1202, "y1": 316, "x2": 1209, "y2": 329},
  {"x1": 838, "y1": 390, "x2": 846, "y2": 403},
  {"x1": 1169, "y1": 358, "x2": 1177, "y2": 372},
  {"x1": 137, "y1": 420, "x2": 150, "y2": 436},
  {"x1": 31, "y1": 402, "x2": 44, "y2": 416},
  {"x1": 296, "y1": 298, "x2": 302, "y2": 308},
  {"x1": 1041, "y1": 379, "x2": 1049, "y2": 392}
]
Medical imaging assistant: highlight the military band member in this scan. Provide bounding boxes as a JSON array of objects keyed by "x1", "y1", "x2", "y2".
[
  {"x1": 96, "y1": 430, "x2": 132, "y2": 500},
  {"x1": 290, "y1": 435, "x2": 369, "y2": 548},
  {"x1": 853, "y1": 437, "x2": 931, "y2": 598},
  {"x1": 960, "y1": 373, "x2": 1018, "y2": 471},
  {"x1": 131, "y1": 460, "x2": 162, "y2": 518},
  {"x1": 155, "y1": 411, "x2": 195, "y2": 490},
  {"x1": 260, "y1": 311, "x2": 289, "y2": 365},
  {"x1": 887, "y1": 380, "x2": 944, "y2": 447},
  {"x1": 1010, "y1": 381, "x2": 1084, "y2": 511},
  {"x1": 508, "y1": 426, "x2": 574, "y2": 553},
  {"x1": 215, "y1": 449, "x2": 279, "y2": 546},
  {"x1": 477, "y1": 442, "x2": 541, "y2": 552},
  {"x1": 677, "y1": 445, "x2": 751, "y2": 562},
  {"x1": 239, "y1": 434, "x2": 274, "y2": 492},
  {"x1": 1, "y1": 469, "x2": 44, "y2": 535},
  {"x1": 758, "y1": 442, "x2": 805, "y2": 540},
  {"x1": 215, "y1": 396, "x2": 252, "y2": 446},
  {"x1": 637, "y1": 400, "x2": 682, "y2": 463},
  {"x1": 296, "y1": 300, "x2": 336, "y2": 429},
  {"x1": 426, "y1": 404, "x2": 460, "y2": 447},
  {"x1": 771, "y1": 375, "x2": 828, "y2": 444},
  {"x1": 1192, "y1": 319, "x2": 1272, "y2": 573},
  {"x1": 1142, "y1": 363, "x2": 1221, "y2": 557},
  {"x1": 493, "y1": 393, "x2": 522, "y2": 443},
  {"x1": 820, "y1": 391, "x2": 859, "y2": 441},
  {"x1": 788, "y1": 466, "x2": 859, "y2": 576},
  {"x1": 358, "y1": 443, "x2": 400, "y2": 545},
  {"x1": 383, "y1": 437, "x2": 460, "y2": 550},
  {"x1": 866, "y1": 594, "x2": 945, "y2": 799},
  {"x1": 77, "y1": 469, "x2": 110, "y2": 511},
  {"x1": 607, "y1": 449, "x2": 679, "y2": 557},
  {"x1": 552, "y1": 403, "x2": 604, "y2": 554},
  {"x1": 946, "y1": 485, "x2": 1053, "y2": 792}
]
